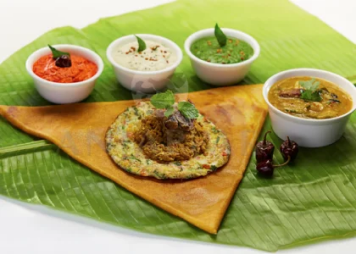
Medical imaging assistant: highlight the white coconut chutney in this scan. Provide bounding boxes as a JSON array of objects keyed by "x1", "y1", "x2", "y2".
[{"x1": 112, "y1": 40, "x2": 177, "y2": 71}]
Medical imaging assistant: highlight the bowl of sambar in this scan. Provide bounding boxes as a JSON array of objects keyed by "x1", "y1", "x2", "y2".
[{"x1": 263, "y1": 68, "x2": 356, "y2": 147}]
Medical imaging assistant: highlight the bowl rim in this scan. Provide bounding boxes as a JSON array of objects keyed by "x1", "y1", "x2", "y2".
[
  {"x1": 184, "y1": 28, "x2": 260, "y2": 68},
  {"x1": 26, "y1": 44, "x2": 104, "y2": 87},
  {"x1": 263, "y1": 68, "x2": 356, "y2": 123},
  {"x1": 106, "y1": 34, "x2": 183, "y2": 75}
]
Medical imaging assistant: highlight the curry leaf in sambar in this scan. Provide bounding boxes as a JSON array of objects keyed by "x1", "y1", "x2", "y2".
[
  {"x1": 300, "y1": 78, "x2": 320, "y2": 92},
  {"x1": 300, "y1": 79, "x2": 322, "y2": 101},
  {"x1": 300, "y1": 90, "x2": 322, "y2": 102}
]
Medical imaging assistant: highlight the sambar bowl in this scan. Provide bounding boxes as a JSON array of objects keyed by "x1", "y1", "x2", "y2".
[{"x1": 263, "y1": 68, "x2": 356, "y2": 147}]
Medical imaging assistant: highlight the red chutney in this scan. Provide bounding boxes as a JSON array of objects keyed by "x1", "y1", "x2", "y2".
[{"x1": 33, "y1": 54, "x2": 97, "y2": 83}]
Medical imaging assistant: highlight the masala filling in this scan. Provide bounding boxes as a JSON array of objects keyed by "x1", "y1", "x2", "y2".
[{"x1": 133, "y1": 110, "x2": 209, "y2": 162}]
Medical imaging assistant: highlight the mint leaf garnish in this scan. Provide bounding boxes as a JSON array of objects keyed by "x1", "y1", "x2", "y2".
[
  {"x1": 214, "y1": 23, "x2": 227, "y2": 47},
  {"x1": 150, "y1": 90, "x2": 175, "y2": 109},
  {"x1": 178, "y1": 102, "x2": 199, "y2": 119},
  {"x1": 135, "y1": 35, "x2": 146, "y2": 52},
  {"x1": 164, "y1": 105, "x2": 174, "y2": 117},
  {"x1": 48, "y1": 45, "x2": 70, "y2": 59},
  {"x1": 151, "y1": 90, "x2": 199, "y2": 119},
  {"x1": 299, "y1": 78, "x2": 322, "y2": 102}
]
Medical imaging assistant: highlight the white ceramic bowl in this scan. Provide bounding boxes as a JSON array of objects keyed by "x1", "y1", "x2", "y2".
[
  {"x1": 26, "y1": 44, "x2": 104, "y2": 104},
  {"x1": 184, "y1": 28, "x2": 260, "y2": 86},
  {"x1": 263, "y1": 68, "x2": 356, "y2": 147},
  {"x1": 106, "y1": 34, "x2": 183, "y2": 93}
]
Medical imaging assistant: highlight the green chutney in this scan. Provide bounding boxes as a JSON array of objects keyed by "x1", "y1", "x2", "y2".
[{"x1": 190, "y1": 37, "x2": 254, "y2": 64}]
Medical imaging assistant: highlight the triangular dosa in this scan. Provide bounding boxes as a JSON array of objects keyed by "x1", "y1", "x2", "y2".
[{"x1": 0, "y1": 85, "x2": 267, "y2": 233}]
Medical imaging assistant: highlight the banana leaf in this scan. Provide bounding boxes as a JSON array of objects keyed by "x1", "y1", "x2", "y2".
[{"x1": 1, "y1": 0, "x2": 356, "y2": 251}]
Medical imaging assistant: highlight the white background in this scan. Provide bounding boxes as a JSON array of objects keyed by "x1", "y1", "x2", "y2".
[{"x1": 1, "y1": 0, "x2": 356, "y2": 253}]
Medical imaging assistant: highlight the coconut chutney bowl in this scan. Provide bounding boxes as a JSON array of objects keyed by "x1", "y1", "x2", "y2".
[
  {"x1": 263, "y1": 68, "x2": 356, "y2": 147},
  {"x1": 26, "y1": 44, "x2": 104, "y2": 104},
  {"x1": 106, "y1": 34, "x2": 183, "y2": 93},
  {"x1": 184, "y1": 28, "x2": 260, "y2": 86}
]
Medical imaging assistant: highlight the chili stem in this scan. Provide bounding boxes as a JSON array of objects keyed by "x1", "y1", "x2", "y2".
[
  {"x1": 274, "y1": 156, "x2": 291, "y2": 167},
  {"x1": 263, "y1": 131, "x2": 271, "y2": 146}
]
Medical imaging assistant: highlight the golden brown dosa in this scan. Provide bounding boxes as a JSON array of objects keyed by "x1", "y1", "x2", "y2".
[{"x1": 0, "y1": 85, "x2": 267, "y2": 233}]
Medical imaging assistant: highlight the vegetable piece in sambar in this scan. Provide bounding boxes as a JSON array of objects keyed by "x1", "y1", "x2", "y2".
[{"x1": 268, "y1": 76, "x2": 353, "y2": 119}]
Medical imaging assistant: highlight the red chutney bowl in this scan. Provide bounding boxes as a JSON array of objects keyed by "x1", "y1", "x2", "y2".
[{"x1": 26, "y1": 44, "x2": 104, "y2": 104}]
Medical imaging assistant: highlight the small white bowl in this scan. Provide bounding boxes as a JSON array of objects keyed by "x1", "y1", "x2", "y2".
[
  {"x1": 184, "y1": 28, "x2": 260, "y2": 86},
  {"x1": 26, "y1": 44, "x2": 104, "y2": 104},
  {"x1": 106, "y1": 34, "x2": 183, "y2": 93},
  {"x1": 263, "y1": 68, "x2": 356, "y2": 147}
]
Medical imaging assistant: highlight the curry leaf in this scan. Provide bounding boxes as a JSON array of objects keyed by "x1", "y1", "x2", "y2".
[
  {"x1": 299, "y1": 78, "x2": 320, "y2": 92},
  {"x1": 300, "y1": 90, "x2": 322, "y2": 101},
  {"x1": 299, "y1": 79, "x2": 322, "y2": 101},
  {"x1": 214, "y1": 23, "x2": 227, "y2": 47},
  {"x1": 150, "y1": 90, "x2": 175, "y2": 109},
  {"x1": 135, "y1": 35, "x2": 146, "y2": 52},
  {"x1": 178, "y1": 101, "x2": 199, "y2": 119},
  {"x1": 48, "y1": 44, "x2": 70, "y2": 59}
]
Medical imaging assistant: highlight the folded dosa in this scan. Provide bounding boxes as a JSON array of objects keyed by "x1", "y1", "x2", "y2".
[{"x1": 0, "y1": 85, "x2": 267, "y2": 233}]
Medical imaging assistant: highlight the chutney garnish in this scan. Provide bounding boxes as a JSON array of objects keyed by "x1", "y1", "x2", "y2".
[
  {"x1": 214, "y1": 23, "x2": 227, "y2": 47},
  {"x1": 135, "y1": 35, "x2": 146, "y2": 52},
  {"x1": 55, "y1": 55, "x2": 72, "y2": 68},
  {"x1": 48, "y1": 45, "x2": 72, "y2": 68}
]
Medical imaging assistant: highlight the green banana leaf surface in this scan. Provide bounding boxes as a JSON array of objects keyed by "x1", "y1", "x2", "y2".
[{"x1": 1, "y1": 0, "x2": 356, "y2": 251}]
